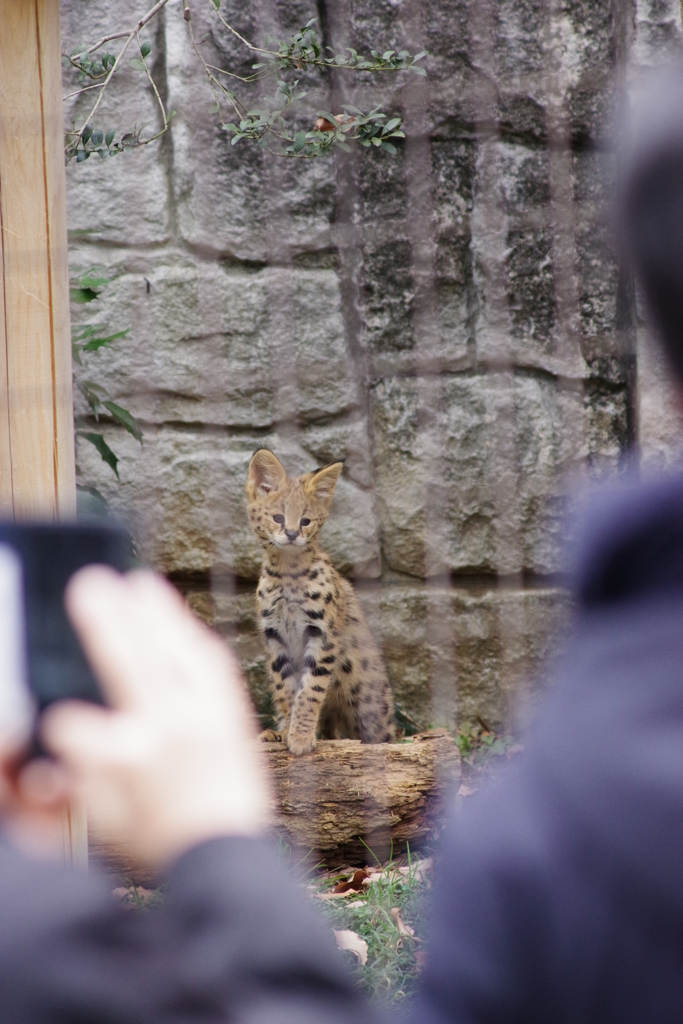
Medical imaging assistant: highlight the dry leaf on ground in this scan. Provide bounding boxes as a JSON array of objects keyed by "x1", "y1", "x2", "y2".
[
  {"x1": 333, "y1": 868, "x2": 369, "y2": 893},
  {"x1": 399, "y1": 857, "x2": 433, "y2": 880},
  {"x1": 315, "y1": 891, "x2": 361, "y2": 902},
  {"x1": 333, "y1": 929, "x2": 368, "y2": 965},
  {"x1": 391, "y1": 906, "x2": 419, "y2": 940},
  {"x1": 457, "y1": 783, "x2": 478, "y2": 797}
]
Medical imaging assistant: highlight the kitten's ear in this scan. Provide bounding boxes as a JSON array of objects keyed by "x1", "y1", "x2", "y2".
[
  {"x1": 305, "y1": 462, "x2": 344, "y2": 507},
  {"x1": 246, "y1": 450, "x2": 287, "y2": 499}
]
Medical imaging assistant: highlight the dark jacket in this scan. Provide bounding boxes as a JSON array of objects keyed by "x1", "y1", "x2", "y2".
[
  {"x1": 3, "y1": 473, "x2": 683, "y2": 1023},
  {"x1": 413, "y1": 471, "x2": 683, "y2": 1023}
]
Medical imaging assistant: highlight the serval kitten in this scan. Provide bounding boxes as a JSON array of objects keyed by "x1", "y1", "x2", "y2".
[{"x1": 246, "y1": 449, "x2": 395, "y2": 755}]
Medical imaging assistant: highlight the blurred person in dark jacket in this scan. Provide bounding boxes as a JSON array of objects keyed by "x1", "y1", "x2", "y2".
[{"x1": 3, "y1": 64, "x2": 683, "y2": 1024}]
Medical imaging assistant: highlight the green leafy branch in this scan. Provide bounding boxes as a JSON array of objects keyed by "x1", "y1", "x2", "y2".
[
  {"x1": 71, "y1": 271, "x2": 143, "y2": 485},
  {"x1": 224, "y1": 99, "x2": 405, "y2": 157},
  {"x1": 64, "y1": 0, "x2": 174, "y2": 164},
  {"x1": 63, "y1": 0, "x2": 426, "y2": 162},
  {"x1": 236, "y1": 16, "x2": 427, "y2": 79}
]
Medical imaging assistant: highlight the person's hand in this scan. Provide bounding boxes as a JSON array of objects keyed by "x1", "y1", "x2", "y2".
[{"x1": 41, "y1": 567, "x2": 272, "y2": 873}]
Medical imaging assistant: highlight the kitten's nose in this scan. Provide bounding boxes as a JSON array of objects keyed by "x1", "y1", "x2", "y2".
[{"x1": 285, "y1": 528, "x2": 299, "y2": 541}]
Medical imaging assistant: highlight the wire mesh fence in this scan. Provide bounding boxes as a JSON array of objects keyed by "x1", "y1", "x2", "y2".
[{"x1": 3, "y1": 0, "x2": 683, "y2": 858}]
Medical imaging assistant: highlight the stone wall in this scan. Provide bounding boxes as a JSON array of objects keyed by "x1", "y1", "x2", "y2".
[{"x1": 63, "y1": 0, "x2": 683, "y2": 732}]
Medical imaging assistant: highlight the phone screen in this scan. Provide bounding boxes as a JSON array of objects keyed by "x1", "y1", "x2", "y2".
[
  {"x1": 0, "y1": 545, "x2": 34, "y2": 745},
  {"x1": 0, "y1": 523, "x2": 134, "y2": 712}
]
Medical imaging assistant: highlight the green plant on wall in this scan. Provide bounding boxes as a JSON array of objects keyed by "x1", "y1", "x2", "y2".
[
  {"x1": 71, "y1": 270, "x2": 143, "y2": 513},
  {"x1": 62, "y1": 1, "x2": 425, "y2": 162}
]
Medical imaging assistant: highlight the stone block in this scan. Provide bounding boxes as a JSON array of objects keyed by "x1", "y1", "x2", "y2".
[
  {"x1": 632, "y1": 0, "x2": 683, "y2": 67},
  {"x1": 372, "y1": 372, "x2": 624, "y2": 577},
  {"x1": 75, "y1": 422, "x2": 380, "y2": 579},
  {"x1": 166, "y1": 0, "x2": 336, "y2": 261},
  {"x1": 61, "y1": 0, "x2": 170, "y2": 245},
  {"x1": 471, "y1": 138, "x2": 586, "y2": 376},
  {"x1": 493, "y1": 0, "x2": 546, "y2": 79},
  {"x1": 70, "y1": 254, "x2": 360, "y2": 430},
  {"x1": 359, "y1": 582, "x2": 573, "y2": 731},
  {"x1": 357, "y1": 138, "x2": 476, "y2": 376}
]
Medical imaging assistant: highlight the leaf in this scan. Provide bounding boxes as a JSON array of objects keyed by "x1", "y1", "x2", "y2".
[
  {"x1": 391, "y1": 907, "x2": 419, "y2": 940},
  {"x1": 314, "y1": 891, "x2": 356, "y2": 902},
  {"x1": 78, "y1": 272, "x2": 108, "y2": 289},
  {"x1": 381, "y1": 141, "x2": 397, "y2": 154},
  {"x1": 410, "y1": 64, "x2": 427, "y2": 76},
  {"x1": 76, "y1": 485, "x2": 109, "y2": 517},
  {"x1": 82, "y1": 124, "x2": 93, "y2": 144},
  {"x1": 210, "y1": 0, "x2": 220, "y2": 7},
  {"x1": 129, "y1": 57, "x2": 147, "y2": 71},
  {"x1": 413, "y1": 50, "x2": 428, "y2": 62},
  {"x1": 70, "y1": 286, "x2": 99, "y2": 303},
  {"x1": 103, "y1": 401, "x2": 143, "y2": 443},
  {"x1": 76, "y1": 150, "x2": 89, "y2": 162},
  {"x1": 382, "y1": 50, "x2": 395, "y2": 59},
  {"x1": 333, "y1": 929, "x2": 368, "y2": 965},
  {"x1": 91, "y1": 129, "x2": 103, "y2": 146},
  {"x1": 457, "y1": 783, "x2": 478, "y2": 797},
  {"x1": 140, "y1": 41, "x2": 151, "y2": 58},
  {"x1": 77, "y1": 380, "x2": 105, "y2": 415},
  {"x1": 293, "y1": 131, "x2": 306, "y2": 152},
  {"x1": 76, "y1": 432, "x2": 120, "y2": 478},
  {"x1": 384, "y1": 117, "x2": 401, "y2": 132},
  {"x1": 82, "y1": 328, "x2": 130, "y2": 352},
  {"x1": 105, "y1": 129, "x2": 116, "y2": 147},
  {"x1": 332, "y1": 869, "x2": 369, "y2": 894}
]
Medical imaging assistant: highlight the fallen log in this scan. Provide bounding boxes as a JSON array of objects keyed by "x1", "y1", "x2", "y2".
[
  {"x1": 265, "y1": 731, "x2": 461, "y2": 864},
  {"x1": 90, "y1": 731, "x2": 461, "y2": 879}
]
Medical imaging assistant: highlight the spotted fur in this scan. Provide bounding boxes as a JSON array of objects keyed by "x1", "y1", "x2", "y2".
[{"x1": 246, "y1": 449, "x2": 395, "y2": 755}]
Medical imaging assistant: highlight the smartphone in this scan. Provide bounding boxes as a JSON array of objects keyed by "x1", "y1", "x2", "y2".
[{"x1": 0, "y1": 523, "x2": 134, "y2": 717}]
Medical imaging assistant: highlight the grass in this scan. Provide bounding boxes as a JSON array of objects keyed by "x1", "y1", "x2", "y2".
[
  {"x1": 308, "y1": 844, "x2": 431, "y2": 1002},
  {"x1": 304, "y1": 723, "x2": 524, "y2": 1001}
]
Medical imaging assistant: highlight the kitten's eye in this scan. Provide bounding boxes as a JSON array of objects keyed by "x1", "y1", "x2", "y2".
[
  {"x1": 300, "y1": 518, "x2": 311, "y2": 527},
  {"x1": 273, "y1": 514, "x2": 285, "y2": 525}
]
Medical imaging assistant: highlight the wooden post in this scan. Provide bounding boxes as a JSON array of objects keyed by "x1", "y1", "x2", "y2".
[{"x1": 0, "y1": 0, "x2": 86, "y2": 866}]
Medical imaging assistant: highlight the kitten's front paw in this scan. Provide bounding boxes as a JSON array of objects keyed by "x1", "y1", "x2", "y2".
[{"x1": 287, "y1": 733, "x2": 317, "y2": 756}]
